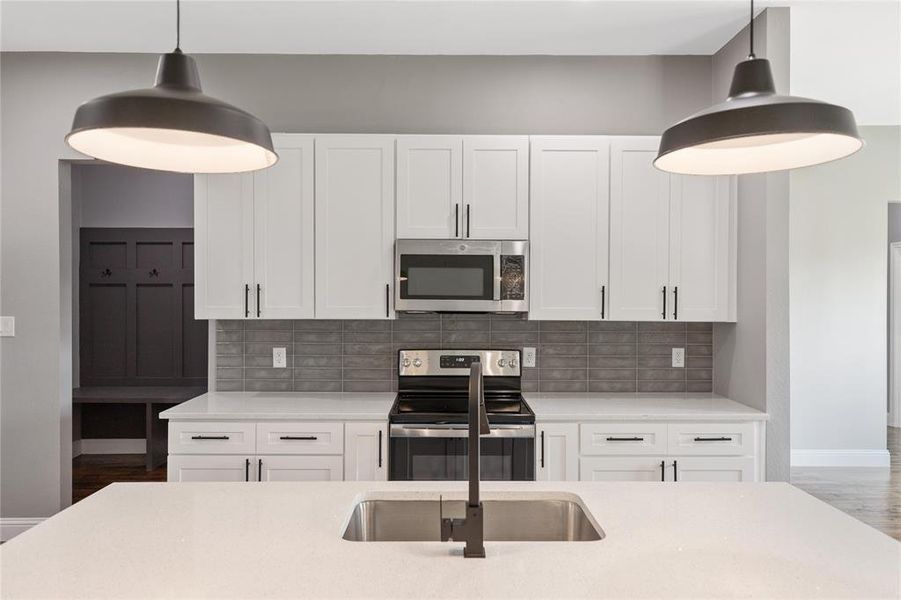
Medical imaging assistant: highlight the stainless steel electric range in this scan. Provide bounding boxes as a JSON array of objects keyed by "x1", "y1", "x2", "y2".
[{"x1": 388, "y1": 349, "x2": 535, "y2": 481}]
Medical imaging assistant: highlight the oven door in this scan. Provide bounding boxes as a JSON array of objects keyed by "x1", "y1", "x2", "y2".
[
  {"x1": 389, "y1": 425, "x2": 535, "y2": 481},
  {"x1": 395, "y1": 240, "x2": 528, "y2": 312}
]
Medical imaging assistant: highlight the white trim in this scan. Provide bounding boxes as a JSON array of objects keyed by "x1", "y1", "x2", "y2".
[
  {"x1": 791, "y1": 449, "x2": 891, "y2": 468},
  {"x1": 73, "y1": 439, "x2": 83, "y2": 458},
  {"x1": 78, "y1": 438, "x2": 146, "y2": 455},
  {"x1": 890, "y1": 243, "x2": 901, "y2": 428},
  {"x1": 1, "y1": 518, "x2": 46, "y2": 542}
]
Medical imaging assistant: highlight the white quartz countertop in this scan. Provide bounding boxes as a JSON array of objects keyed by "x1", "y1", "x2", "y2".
[
  {"x1": 1, "y1": 481, "x2": 897, "y2": 599},
  {"x1": 523, "y1": 393, "x2": 768, "y2": 421},
  {"x1": 160, "y1": 392, "x2": 396, "y2": 421},
  {"x1": 161, "y1": 391, "x2": 766, "y2": 422}
]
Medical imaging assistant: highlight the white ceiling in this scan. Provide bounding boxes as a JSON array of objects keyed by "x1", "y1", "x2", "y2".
[{"x1": 0, "y1": 0, "x2": 784, "y2": 56}]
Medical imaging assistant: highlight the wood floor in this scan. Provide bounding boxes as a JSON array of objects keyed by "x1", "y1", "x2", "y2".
[
  {"x1": 72, "y1": 454, "x2": 166, "y2": 503},
  {"x1": 792, "y1": 427, "x2": 901, "y2": 541}
]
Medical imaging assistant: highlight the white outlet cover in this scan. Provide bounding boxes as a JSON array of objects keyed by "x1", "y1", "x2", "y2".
[
  {"x1": 273, "y1": 347, "x2": 287, "y2": 368},
  {"x1": 672, "y1": 347, "x2": 685, "y2": 368},
  {"x1": 0, "y1": 316, "x2": 15, "y2": 337},
  {"x1": 522, "y1": 347, "x2": 537, "y2": 368}
]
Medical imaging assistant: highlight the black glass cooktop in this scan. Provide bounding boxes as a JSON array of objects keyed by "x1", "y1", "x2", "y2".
[{"x1": 390, "y1": 393, "x2": 535, "y2": 424}]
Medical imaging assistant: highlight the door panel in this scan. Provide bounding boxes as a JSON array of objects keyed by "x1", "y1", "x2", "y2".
[
  {"x1": 396, "y1": 136, "x2": 462, "y2": 239},
  {"x1": 536, "y1": 423, "x2": 579, "y2": 481},
  {"x1": 463, "y1": 136, "x2": 529, "y2": 239},
  {"x1": 345, "y1": 422, "x2": 388, "y2": 481},
  {"x1": 529, "y1": 137, "x2": 610, "y2": 320},
  {"x1": 609, "y1": 137, "x2": 670, "y2": 321},
  {"x1": 257, "y1": 455, "x2": 344, "y2": 482},
  {"x1": 671, "y1": 456, "x2": 755, "y2": 482},
  {"x1": 579, "y1": 456, "x2": 667, "y2": 482},
  {"x1": 167, "y1": 455, "x2": 251, "y2": 482}
]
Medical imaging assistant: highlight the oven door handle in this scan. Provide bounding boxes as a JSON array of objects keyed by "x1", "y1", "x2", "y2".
[{"x1": 389, "y1": 424, "x2": 535, "y2": 439}]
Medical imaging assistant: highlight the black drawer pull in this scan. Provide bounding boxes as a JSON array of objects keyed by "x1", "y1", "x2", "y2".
[
  {"x1": 693, "y1": 436, "x2": 733, "y2": 442},
  {"x1": 279, "y1": 435, "x2": 318, "y2": 441},
  {"x1": 606, "y1": 436, "x2": 644, "y2": 442},
  {"x1": 191, "y1": 435, "x2": 229, "y2": 440}
]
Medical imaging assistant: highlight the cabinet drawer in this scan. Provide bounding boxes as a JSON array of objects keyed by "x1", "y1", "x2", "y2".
[
  {"x1": 256, "y1": 422, "x2": 344, "y2": 455},
  {"x1": 579, "y1": 423, "x2": 667, "y2": 455},
  {"x1": 168, "y1": 421, "x2": 256, "y2": 455},
  {"x1": 667, "y1": 422, "x2": 755, "y2": 456}
]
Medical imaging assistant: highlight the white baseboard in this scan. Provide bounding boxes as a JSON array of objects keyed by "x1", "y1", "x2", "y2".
[
  {"x1": 1, "y1": 518, "x2": 45, "y2": 542},
  {"x1": 78, "y1": 438, "x2": 146, "y2": 455},
  {"x1": 791, "y1": 449, "x2": 891, "y2": 467},
  {"x1": 73, "y1": 439, "x2": 82, "y2": 458}
]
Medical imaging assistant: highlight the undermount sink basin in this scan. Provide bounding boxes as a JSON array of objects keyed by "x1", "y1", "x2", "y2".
[{"x1": 342, "y1": 494, "x2": 604, "y2": 542}]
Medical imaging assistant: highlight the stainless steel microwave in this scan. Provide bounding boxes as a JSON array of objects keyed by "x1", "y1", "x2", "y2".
[{"x1": 395, "y1": 240, "x2": 528, "y2": 313}]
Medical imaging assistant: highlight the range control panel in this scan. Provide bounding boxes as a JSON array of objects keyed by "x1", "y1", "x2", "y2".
[{"x1": 399, "y1": 349, "x2": 521, "y2": 377}]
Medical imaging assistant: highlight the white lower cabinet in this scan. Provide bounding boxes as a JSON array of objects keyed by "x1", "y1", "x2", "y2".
[
  {"x1": 536, "y1": 423, "x2": 579, "y2": 481},
  {"x1": 166, "y1": 420, "x2": 387, "y2": 482},
  {"x1": 536, "y1": 420, "x2": 765, "y2": 482}
]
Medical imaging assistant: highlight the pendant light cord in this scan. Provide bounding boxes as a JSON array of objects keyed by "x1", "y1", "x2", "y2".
[
  {"x1": 175, "y1": 0, "x2": 181, "y2": 52},
  {"x1": 748, "y1": 0, "x2": 755, "y2": 59}
]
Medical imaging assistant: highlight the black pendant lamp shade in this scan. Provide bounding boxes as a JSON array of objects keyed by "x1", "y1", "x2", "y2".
[
  {"x1": 66, "y1": 3, "x2": 276, "y2": 173},
  {"x1": 655, "y1": 3, "x2": 862, "y2": 175}
]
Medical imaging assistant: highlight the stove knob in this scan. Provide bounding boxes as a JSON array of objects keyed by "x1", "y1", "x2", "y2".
[
  {"x1": 497, "y1": 358, "x2": 506, "y2": 368},
  {"x1": 509, "y1": 358, "x2": 518, "y2": 368},
  {"x1": 402, "y1": 358, "x2": 411, "y2": 368},
  {"x1": 412, "y1": 358, "x2": 422, "y2": 368}
]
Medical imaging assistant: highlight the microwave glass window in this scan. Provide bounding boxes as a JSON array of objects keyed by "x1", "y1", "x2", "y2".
[{"x1": 400, "y1": 254, "x2": 494, "y2": 300}]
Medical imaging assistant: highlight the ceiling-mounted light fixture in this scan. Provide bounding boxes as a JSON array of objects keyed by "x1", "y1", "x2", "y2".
[
  {"x1": 66, "y1": 0, "x2": 276, "y2": 174},
  {"x1": 655, "y1": 0, "x2": 862, "y2": 176}
]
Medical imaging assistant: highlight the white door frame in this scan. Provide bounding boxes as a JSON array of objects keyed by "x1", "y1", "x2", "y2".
[{"x1": 889, "y1": 242, "x2": 901, "y2": 427}]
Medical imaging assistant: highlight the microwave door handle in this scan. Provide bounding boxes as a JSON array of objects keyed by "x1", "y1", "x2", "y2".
[{"x1": 493, "y1": 254, "x2": 502, "y2": 301}]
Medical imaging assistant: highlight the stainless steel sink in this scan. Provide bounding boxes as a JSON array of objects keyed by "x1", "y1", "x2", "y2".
[{"x1": 342, "y1": 496, "x2": 604, "y2": 542}]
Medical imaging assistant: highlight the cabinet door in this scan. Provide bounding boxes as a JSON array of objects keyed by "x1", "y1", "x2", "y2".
[
  {"x1": 671, "y1": 456, "x2": 756, "y2": 482},
  {"x1": 253, "y1": 134, "x2": 315, "y2": 319},
  {"x1": 668, "y1": 175, "x2": 736, "y2": 322},
  {"x1": 463, "y1": 136, "x2": 529, "y2": 239},
  {"x1": 529, "y1": 137, "x2": 610, "y2": 320},
  {"x1": 167, "y1": 455, "x2": 251, "y2": 482},
  {"x1": 194, "y1": 173, "x2": 254, "y2": 319},
  {"x1": 579, "y1": 457, "x2": 667, "y2": 482},
  {"x1": 609, "y1": 137, "x2": 671, "y2": 321},
  {"x1": 344, "y1": 422, "x2": 388, "y2": 481},
  {"x1": 536, "y1": 423, "x2": 579, "y2": 481},
  {"x1": 315, "y1": 135, "x2": 395, "y2": 319},
  {"x1": 257, "y1": 455, "x2": 344, "y2": 482},
  {"x1": 396, "y1": 136, "x2": 462, "y2": 239}
]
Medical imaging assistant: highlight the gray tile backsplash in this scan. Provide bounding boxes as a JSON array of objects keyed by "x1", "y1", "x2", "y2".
[{"x1": 215, "y1": 316, "x2": 713, "y2": 393}]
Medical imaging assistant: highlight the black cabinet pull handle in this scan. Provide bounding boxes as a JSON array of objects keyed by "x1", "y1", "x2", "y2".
[
  {"x1": 245, "y1": 458, "x2": 250, "y2": 482},
  {"x1": 672, "y1": 460, "x2": 678, "y2": 482},
  {"x1": 540, "y1": 430, "x2": 545, "y2": 469},
  {"x1": 673, "y1": 286, "x2": 678, "y2": 320},
  {"x1": 455, "y1": 204, "x2": 460, "y2": 237},
  {"x1": 466, "y1": 204, "x2": 471, "y2": 238},
  {"x1": 191, "y1": 435, "x2": 229, "y2": 440},
  {"x1": 600, "y1": 285, "x2": 606, "y2": 319},
  {"x1": 662, "y1": 286, "x2": 667, "y2": 319},
  {"x1": 279, "y1": 435, "x2": 317, "y2": 441},
  {"x1": 694, "y1": 436, "x2": 733, "y2": 442},
  {"x1": 244, "y1": 284, "x2": 250, "y2": 318},
  {"x1": 258, "y1": 458, "x2": 263, "y2": 482},
  {"x1": 256, "y1": 284, "x2": 261, "y2": 318},
  {"x1": 606, "y1": 436, "x2": 644, "y2": 442},
  {"x1": 378, "y1": 429, "x2": 383, "y2": 468},
  {"x1": 660, "y1": 460, "x2": 665, "y2": 482},
  {"x1": 385, "y1": 283, "x2": 390, "y2": 318}
]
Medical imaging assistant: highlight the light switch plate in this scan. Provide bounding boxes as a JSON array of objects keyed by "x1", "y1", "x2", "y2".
[
  {"x1": 672, "y1": 347, "x2": 685, "y2": 368},
  {"x1": 522, "y1": 347, "x2": 537, "y2": 368},
  {"x1": 0, "y1": 316, "x2": 15, "y2": 337},
  {"x1": 273, "y1": 347, "x2": 287, "y2": 368}
]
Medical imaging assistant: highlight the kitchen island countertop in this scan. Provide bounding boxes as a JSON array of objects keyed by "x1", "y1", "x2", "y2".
[{"x1": 1, "y1": 481, "x2": 896, "y2": 599}]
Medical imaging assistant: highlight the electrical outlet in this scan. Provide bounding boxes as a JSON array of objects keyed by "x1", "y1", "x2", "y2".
[
  {"x1": 672, "y1": 347, "x2": 685, "y2": 368},
  {"x1": 0, "y1": 316, "x2": 15, "y2": 337},
  {"x1": 522, "y1": 347, "x2": 537, "y2": 368},
  {"x1": 273, "y1": 347, "x2": 287, "y2": 368}
]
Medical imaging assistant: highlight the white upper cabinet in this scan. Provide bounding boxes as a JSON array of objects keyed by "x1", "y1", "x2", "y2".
[
  {"x1": 194, "y1": 135, "x2": 314, "y2": 320},
  {"x1": 463, "y1": 136, "x2": 529, "y2": 239},
  {"x1": 396, "y1": 136, "x2": 463, "y2": 239},
  {"x1": 609, "y1": 137, "x2": 671, "y2": 321},
  {"x1": 669, "y1": 175, "x2": 736, "y2": 322},
  {"x1": 609, "y1": 136, "x2": 736, "y2": 322},
  {"x1": 194, "y1": 173, "x2": 254, "y2": 319},
  {"x1": 529, "y1": 137, "x2": 610, "y2": 320},
  {"x1": 315, "y1": 135, "x2": 396, "y2": 319},
  {"x1": 253, "y1": 134, "x2": 315, "y2": 319}
]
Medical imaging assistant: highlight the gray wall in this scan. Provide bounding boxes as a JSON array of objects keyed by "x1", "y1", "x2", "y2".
[
  {"x1": 0, "y1": 51, "x2": 712, "y2": 520},
  {"x1": 215, "y1": 317, "x2": 714, "y2": 394},
  {"x1": 712, "y1": 8, "x2": 792, "y2": 481}
]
